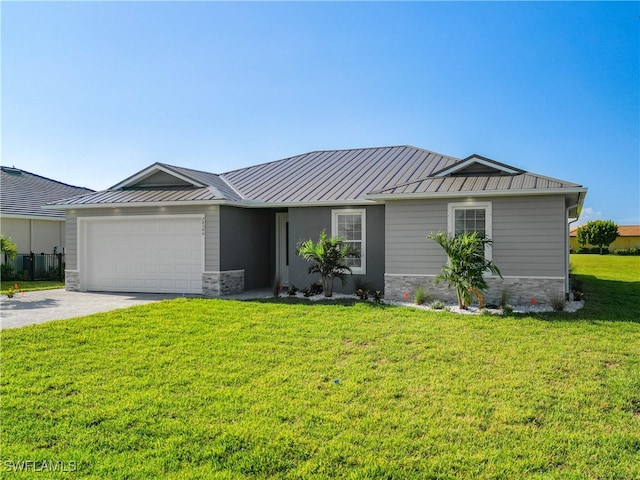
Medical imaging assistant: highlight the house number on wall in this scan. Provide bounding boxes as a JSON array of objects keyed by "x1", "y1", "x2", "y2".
[{"x1": 202, "y1": 217, "x2": 205, "y2": 236}]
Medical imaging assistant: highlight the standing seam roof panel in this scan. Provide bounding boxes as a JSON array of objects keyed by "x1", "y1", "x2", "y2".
[
  {"x1": 323, "y1": 147, "x2": 397, "y2": 200},
  {"x1": 295, "y1": 149, "x2": 373, "y2": 202}
]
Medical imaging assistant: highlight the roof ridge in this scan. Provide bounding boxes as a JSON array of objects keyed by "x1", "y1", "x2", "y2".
[
  {"x1": 217, "y1": 175, "x2": 246, "y2": 200},
  {"x1": 0, "y1": 166, "x2": 94, "y2": 192},
  {"x1": 157, "y1": 162, "x2": 219, "y2": 177},
  {"x1": 221, "y1": 145, "x2": 453, "y2": 176}
]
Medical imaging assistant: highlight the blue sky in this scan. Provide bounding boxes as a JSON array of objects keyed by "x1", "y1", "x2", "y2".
[{"x1": 2, "y1": 1, "x2": 638, "y2": 225}]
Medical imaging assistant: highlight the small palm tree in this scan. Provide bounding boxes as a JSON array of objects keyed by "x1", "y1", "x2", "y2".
[
  {"x1": 428, "y1": 231, "x2": 502, "y2": 309},
  {"x1": 296, "y1": 231, "x2": 358, "y2": 297}
]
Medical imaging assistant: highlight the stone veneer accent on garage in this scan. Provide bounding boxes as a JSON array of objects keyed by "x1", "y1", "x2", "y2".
[
  {"x1": 203, "y1": 270, "x2": 244, "y2": 297},
  {"x1": 385, "y1": 274, "x2": 565, "y2": 306},
  {"x1": 65, "y1": 270, "x2": 80, "y2": 292}
]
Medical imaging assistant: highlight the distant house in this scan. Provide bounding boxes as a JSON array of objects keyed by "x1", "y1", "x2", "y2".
[
  {"x1": 47, "y1": 146, "x2": 587, "y2": 305},
  {"x1": 570, "y1": 225, "x2": 640, "y2": 251},
  {"x1": 1, "y1": 166, "x2": 94, "y2": 254}
]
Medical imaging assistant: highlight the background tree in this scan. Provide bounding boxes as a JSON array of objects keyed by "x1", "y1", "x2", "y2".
[
  {"x1": 428, "y1": 232, "x2": 502, "y2": 309},
  {"x1": 1, "y1": 235, "x2": 18, "y2": 259},
  {"x1": 576, "y1": 220, "x2": 618, "y2": 254},
  {"x1": 297, "y1": 231, "x2": 358, "y2": 297}
]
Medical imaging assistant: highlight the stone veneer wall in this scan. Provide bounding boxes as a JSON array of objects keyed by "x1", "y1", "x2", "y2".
[
  {"x1": 203, "y1": 270, "x2": 244, "y2": 297},
  {"x1": 65, "y1": 270, "x2": 80, "y2": 292},
  {"x1": 385, "y1": 274, "x2": 565, "y2": 306}
]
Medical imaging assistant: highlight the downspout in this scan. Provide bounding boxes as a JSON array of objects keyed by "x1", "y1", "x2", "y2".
[{"x1": 565, "y1": 202, "x2": 581, "y2": 297}]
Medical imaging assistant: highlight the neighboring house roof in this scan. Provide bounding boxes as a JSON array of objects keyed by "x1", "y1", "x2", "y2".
[
  {"x1": 570, "y1": 225, "x2": 640, "y2": 237},
  {"x1": 1, "y1": 166, "x2": 94, "y2": 219},
  {"x1": 46, "y1": 145, "x2": 587, "y2": 214}
]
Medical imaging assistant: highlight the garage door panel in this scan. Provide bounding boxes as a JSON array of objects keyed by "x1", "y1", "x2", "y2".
[{"x1": 83, "y1": 216, "x2": 204, "y2": 294}]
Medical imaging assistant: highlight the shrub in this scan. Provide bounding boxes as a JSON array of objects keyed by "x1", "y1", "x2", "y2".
[
  {"x1": 614, "y1": 247, "x2": 640, "y2": 256},
  {"x1": 414, "y1": 285, "x2": 428, "y2": 305},
  {"x1": 501, "y1": 304, "x2": 514, "y2": 315},
  {"x1": 356, "y1": 288, "x2": 369, "y2": 300},
  {"x1": 287, "y1": 285, "x2": 299, "y2": 296},
  {"x1": 6, "y1": 284, "x2": 19, "y2": 298},
  {"x1": 499, "y1": 289, "x2": 511, "y2": 308},
  {"x1": 550, "y1": 295, "x2": 565, "y2": 312},
  {"x1": 430, "y1": 299, "x2": 444, "y2": 310},
  {"x1": 1, "y1": 263, "x2": 16, "y2": 281},
  {"x1": 372, "y1": 290, "x2": 383, "y2": 304},
  {"x1": 309, "y1": 282, "x2": 323, "y2": 296}
]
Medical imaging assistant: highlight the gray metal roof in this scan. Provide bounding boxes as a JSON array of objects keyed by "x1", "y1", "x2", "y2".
[
  {"x1": 222, "y1": 146, "x2": 460, "y2": 203},
  {"x1": 45, "y1": 145, "x2": 586, "y2": 208},
  {"x1": 165, "y1": 164, "x2": 245, "y2": 201},
  {"x1": 367, "y1": 172, "x2": 582, "y2": 197},
  {"x1": 51, "y1": 187, "x2": 226, "y2": 206},
  {"x1": 1, "y1": 166, "x2": 94, "y2": 218}
]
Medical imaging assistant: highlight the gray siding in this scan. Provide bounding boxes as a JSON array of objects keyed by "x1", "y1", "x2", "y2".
[
  {"x1": 65, "y1": 212, "x2": 78, "y2": 269},
  {"x1": 385, "y1": 195, "x2": 566, "y2": 277},
  {"x1": 64, "y1": 205, "x2": 220, "y2": 271},
  {"x1": 289, "y1": 205, "x2": 385, "y2": 293},
  {"x1": 492, "y1": 195, "x2": 565, "y2": 277},
  {"x1": 385, "y1": 199, "x2": 449, "y2": 274},
  {"x1": 220, "y1": 206, "x2": 274, "y2": 290}
]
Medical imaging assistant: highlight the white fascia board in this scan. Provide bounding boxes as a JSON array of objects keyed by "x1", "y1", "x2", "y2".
[
  {"x1": 42, "y1": 200, "x2": 228, "y2": 210},
  {"x1": 236, "y1": 199, "x2": 376, "y2": 208},
  {"x1": 435, "y1": 157, "x2": 521, "y2": 177},
  {"x1": 43, "y1": 198, "x2": 378, "y2": 210},
  {"x1": 0, "y1": 213, "x2": 64, "y2": 221},
  {"x1": 364, "y1": 187, "x2": 588, "y2": 201},
  {"x1": 111, "y1": 164, "x2": 206, "y2": 189}
]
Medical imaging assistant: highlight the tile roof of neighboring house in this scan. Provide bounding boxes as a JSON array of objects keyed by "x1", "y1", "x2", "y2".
[
  {"x1": 46, "y1": 145, "x2": 586, "y2": 208},
  {"x1": 570, "y1": 225, "x2": 640, "y2": 237},
  {"x1": 1, "y1": 166, "x2": 94, "y2": 218}
]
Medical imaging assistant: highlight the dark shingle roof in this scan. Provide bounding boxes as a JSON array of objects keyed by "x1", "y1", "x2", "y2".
[{"x1": 1, "y1": 167, "x2": 94, "y2": 218}]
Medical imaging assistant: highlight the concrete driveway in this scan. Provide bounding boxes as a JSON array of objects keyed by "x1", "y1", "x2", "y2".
[{"x1": 0, "y1": 289, "x2": 181, "y2": 329}]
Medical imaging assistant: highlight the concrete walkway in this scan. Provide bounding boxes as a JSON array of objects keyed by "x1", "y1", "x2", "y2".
[{"x1": 0, "y1": 288, "x2": 275, "y2": 329}]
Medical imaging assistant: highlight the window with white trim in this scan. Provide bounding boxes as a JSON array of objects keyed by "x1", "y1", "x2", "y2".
[
  {"x1": 332, "y1": 209, "x2": 366, "y2": 274},
  {"x1": 447, "y1": 202, "x2": 493, "y2": 260}
]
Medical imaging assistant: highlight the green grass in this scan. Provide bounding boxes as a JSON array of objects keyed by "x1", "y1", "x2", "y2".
[
  {"x1": 1, "y1": 280, "x2": 65, "y2": 294},
  {"x1": 1, "y1": 258, "x2": 639, "y2": 478}
]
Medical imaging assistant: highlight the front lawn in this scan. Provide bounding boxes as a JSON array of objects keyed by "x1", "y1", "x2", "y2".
[{"x1": 1, "y1": 258, "x2": 639, "y2": 478}]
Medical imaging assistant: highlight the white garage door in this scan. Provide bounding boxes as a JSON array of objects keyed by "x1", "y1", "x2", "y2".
[{"x1": 82, "y1": 216, "x2": 204, "y2": 294}]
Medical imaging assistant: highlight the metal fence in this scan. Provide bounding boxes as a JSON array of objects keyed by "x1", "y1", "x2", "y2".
[{"x1": 1, "y1": 253, "x2": 65, "y2": 281}]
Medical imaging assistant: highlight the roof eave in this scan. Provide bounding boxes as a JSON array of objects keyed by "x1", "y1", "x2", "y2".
[
  {"x1": 365, "y1": 187, "x2": 588, "y2": 201},
  {"x1": 42, "y1": 199, "x2": 230, "y2": 210},
  {"x1": 0, "y1": 212, "x2": 64, "y2": 220},
  {"x1": 42, "y1": 198, "x2": 380, "y2": 210}
]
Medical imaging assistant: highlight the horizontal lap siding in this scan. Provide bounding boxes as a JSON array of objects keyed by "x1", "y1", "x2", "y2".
[
  {"x1": 65, "y1": 205, "x2": 220, "y2": 272},
  {"x1": 386, "y1": 195, "x2": 566, "y2": 277},
  {"x1": 65, "y1": 213, "x2": 78, "y2": 269},
  {"x1": 492, "y1": 195, "x2": 565, "y2": 277},
  {"x1": 385, "y1": 200, "x2": 448, "y2": 274}
]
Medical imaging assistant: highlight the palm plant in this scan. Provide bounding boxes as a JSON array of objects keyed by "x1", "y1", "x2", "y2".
[
  {"x1": 428, "y1": 231, "x2": 502, "y2": 309},
  {"x1": 296, "y1": 231, "x2": 358, "y2": 297}
]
